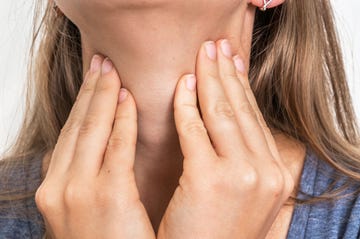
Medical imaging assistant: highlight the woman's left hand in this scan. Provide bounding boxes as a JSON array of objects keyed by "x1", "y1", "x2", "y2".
[{"x1": 157, "y1": 39, "x2": 295, "y2": 239}]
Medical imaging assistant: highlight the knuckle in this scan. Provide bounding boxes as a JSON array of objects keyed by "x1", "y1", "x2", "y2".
[
  {"x1": 59, "y1": 124, "x2": 75, "y2": 139},
  {"x1": 60, "y1": 119, "x2": 81, "y2": 138},
  {"x1": 175, "y1": 102, "x2": 198, "y2": 113},
  {"x1": 107, "y1": 134, "x2": 130, "y2": 151},
  {"x1": 35, "y1": 185, "x2": 60, "y2": 213},
  {"x1": 82, "y1": 79, "x2": 96, "y2": 94},
  {"x1": 213, "y1": 101, "x2": 235, "y2": 119},
  {"x1": 180, "y1": 120, "x2": 207, "y2": 137},
  {"x1": 75, "y1": 84, "x2": 95, "y2": 103},
  {"x1": 267, "y1": 178, "x2": 284, "y2": 197},
  {"x1": 94, "y1": 79, "x2": 117, "y2": 95},
  {"x1": 79, "y1": 115, "x2": 99, "y2": 136},
  {"x1": 223, "y1": 75, "x2": 239, "y2": 84},
  {"x1": 34, "y1": 186, "x2": 47, "y2": 210},
  {"x1": 207, "y1": 74, "x2": 219, "y2": 82},
  {"x1": 59, "y1": 110, "x2": 83, "y2": 138},
  {"x1": 234, "y1": 102, "x2": 256, "y2": 117},
  {"x1": 114, "y1": 110, "x2": 133, "y2": 122},
  {"x1": 238, "y1": 165, "x2": 259, "y2": 190},
  {"x1": 264, "y1": 167, "x2": 285, "y2": 196}
]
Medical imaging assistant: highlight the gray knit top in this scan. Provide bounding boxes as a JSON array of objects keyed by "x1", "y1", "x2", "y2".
[{"x1": 1, "y1": 149, "x2": 359, "y2": 239}]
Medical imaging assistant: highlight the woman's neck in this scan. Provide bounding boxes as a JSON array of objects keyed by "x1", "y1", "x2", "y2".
[
  {"x1": 76, "y1": 4, "x2": 255, "y2": 228},
  {"x1": 79, "y1": 3, "x2": 255, "y2": 156}
]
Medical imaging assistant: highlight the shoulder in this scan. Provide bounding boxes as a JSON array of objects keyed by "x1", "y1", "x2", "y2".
[
  {"x1": 0, "y1": 217, "x2": 44, "y2": 239},
  {"x1": 0, "y1": 155, "x2": 45, "y2": 238},
  {"x1": 0, "y1": 154, "x2": 44, "y2": 199},
  {"x1": 288, "y1": 149, "x2": 360, "y2": 239},
  {"x1": 290, "y1": 185, "x2": 360, "y2": 239}
]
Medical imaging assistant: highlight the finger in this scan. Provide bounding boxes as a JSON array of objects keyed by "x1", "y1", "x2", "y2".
[
  {"x1": 233, "y1": 57, "x2": 281, "y2": 160},
  {"x1": 216, "y1": 39, "x2": 269, "y2": 154},
  {"x1": 174, "y1": 74, "x2": 217, "y2": 163},
  {"x1": 101, "y1": 89, "x2": 138, "y2": 175},
  {"x1": 71, "y1": 58, "x2": 122, "y2": 176},
  {"x1": 196, "y1": 41, "x2": 246, "y2": 158},
  {"x1": 46, "y1": 55, "x2": 103, "y2": 177}
]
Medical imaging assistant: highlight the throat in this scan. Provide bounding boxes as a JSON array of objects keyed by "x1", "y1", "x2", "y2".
[
  {"x1": 134, "y1": 139, "x2": 184, "y2": 232},
  {"x1": 78, "y1": 3, "x2": 251, "y2": 150},
  {"x1": 76, "y1": 2, "x2": 254, "y2": 232}
]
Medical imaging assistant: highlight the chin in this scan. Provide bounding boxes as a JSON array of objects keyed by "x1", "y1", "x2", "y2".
[
  {"x1": 59, "y1": 0, "x2": 173, "y2": 12},
  {"x1": 58, "y1": 0, "x2": 240, "y2": 14},
  {"x1": 57, "y1": 0, "x2": 242, "y2": 33}
]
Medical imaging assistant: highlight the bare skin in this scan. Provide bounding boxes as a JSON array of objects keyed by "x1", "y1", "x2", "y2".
[
  {"x1": 40, "y1": 123, "x2": 305, "y2": 238},
  {"x1": 38, "y1": 0, "x2": 306, "y2": 238},
  {"x1": 40, "y1": 132, "x2": 305, "y2": 238},
  {"x1": 38, "y1": 44, "x2": 305, "y2": 238}
]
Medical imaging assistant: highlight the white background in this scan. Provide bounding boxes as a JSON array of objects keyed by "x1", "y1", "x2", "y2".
[{"x1": 0, "y1": 1, "x2": 359, "y2": 154}]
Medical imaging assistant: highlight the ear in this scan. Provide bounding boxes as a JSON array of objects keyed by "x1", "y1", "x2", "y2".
[{"x1": 248, "y1": 0, "x2": 285, "y2": 11}]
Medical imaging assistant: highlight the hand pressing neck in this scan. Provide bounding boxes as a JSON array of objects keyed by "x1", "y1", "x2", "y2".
[
  {"x1": 70, "y1": 2, "x2": 255, "y2": 228},
  {"x1": 76, "y1": 1, "x2": 255, "y2": 156}
]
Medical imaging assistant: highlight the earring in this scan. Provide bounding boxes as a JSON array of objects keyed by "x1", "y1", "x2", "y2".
[{"x1": 260, "y1": 0, "x2": 274, "y2": 11}]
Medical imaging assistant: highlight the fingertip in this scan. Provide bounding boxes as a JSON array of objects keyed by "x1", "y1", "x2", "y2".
[
  {"x1": 184, "y1": 74, "x2": 197, "y2": 91},
  {"x1": 233, "y1": 55, "x2": 246, "y2": 74},
  {"x1": 101, "y1": 58, "x2": 114, "y2": 75},
  {"x1": 96, "y1": 57, "x2": 122, "y2": 90},
  {"x1": 118, "y1": 88, "x2": 129, "y2": 104},
  {"x1": 232, "y1": 56, "x2": 251, "y2": 89},
  {"x1": 174, "y1": 74, "x2": 198, "y2": 116},
  {"x1": 203, "y1": 41, "x2": 217, "y2": 61},
  {"x1": 125, "y1": 89, "x2": 136, "y2": 103},
  {"x1": 90, "y1": 54, "x2": 103, "y2": 73},
  {"x1": 175, "y1": 73, "x2": 197, "y2": 98},
  {"x1": 84, "y1": 55, "x2": 104, "y2": 82},
  {"x1": 117, "y1": 89, "x2": 137, "y2": 116},
  {"x1": 219, "y1": 39, "x2": 233, "y2": 59}
]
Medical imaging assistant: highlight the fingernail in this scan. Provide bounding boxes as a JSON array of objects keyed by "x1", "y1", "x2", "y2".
[
  {"x1": 204, "y1": 41, "x2": 217, "y2": 60},
  {"x1": 102, "y1": 58, "x2": 113, "y2": 75},
  {"x1": 233, "y1": 55, "x2": 245, "y2": 73},
  {"x1": 118, "y1": 88, "x2": 128, "y2": 103},
  {"x1": 185, "y1": 74, "x2": 197, "y2": 91},
  {"x1": 220, "y1": 39, "x2": 232, "y2": 58},
  {"x1": 90, "y1": 55, "x2": 102, "y2": 73}
]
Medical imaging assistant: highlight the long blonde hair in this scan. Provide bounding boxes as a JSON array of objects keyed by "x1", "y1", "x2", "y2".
[{"x1": 1, "y1": 0, "x2": 360, "y2": 227}]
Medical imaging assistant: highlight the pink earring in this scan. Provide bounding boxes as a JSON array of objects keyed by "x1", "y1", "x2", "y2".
[{"x1": 261, "y1": 0, "x2": 274, "y2": 11}]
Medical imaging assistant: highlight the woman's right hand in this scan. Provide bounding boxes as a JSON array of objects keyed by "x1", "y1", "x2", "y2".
[{"x1": 35, "y1": 55, "x2": 155, "y2": 239}]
